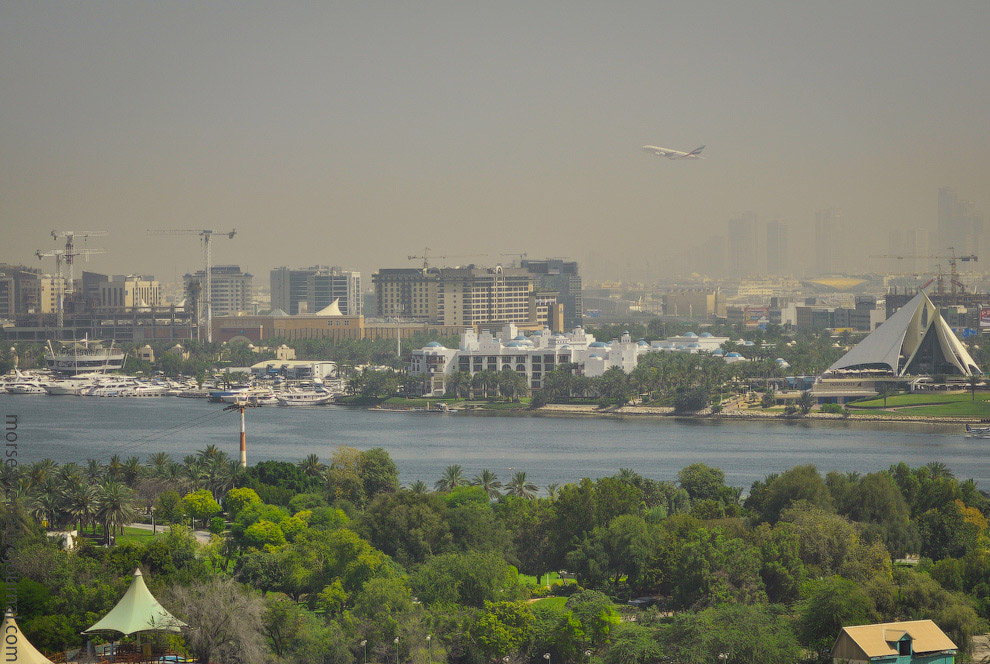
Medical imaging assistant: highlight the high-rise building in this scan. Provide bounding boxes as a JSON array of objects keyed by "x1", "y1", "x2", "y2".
[
  {"x1": 271, "y1": 265, "x2": 361, "y2": 316},
  {"x1": 766, "y1": 220, "x2": 788, "y2": 276},
  {"x1": 183, "y1": 265, "x2": 253, "y2": 317},
  {"x1": 727, "y1": 213, "x2": 759, "y2": 277},
  {"x1": 99, "y1": 275, "x2": 163, "y2": 309},
  {"x1": 520, "y1": 259, "x2": 583, "y2": 328},
  {"x1": 305, "y1": 268, "x2": 361, "y2": 316},
  {"x1": 814, "y1": 208, "x2": 841, "y2": 275},
  {"x1": 372, "y1": 268, "x2": 441, "y2": 320},
  {"x1": 372, "y1": 264, "x2": 551, "y2": 327},
  {"x1": 938, "y1": 187, "x2": 984, "y2": 256},
  {"x1": 437, "y1": 265, "x2": 538, "y2": 327}
]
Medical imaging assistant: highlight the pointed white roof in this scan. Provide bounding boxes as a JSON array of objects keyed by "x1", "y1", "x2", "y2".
[
  {"x1": 84, "y1": 568, "x2": 185, "y2": 635},
  {"x1": 0, "y1": 610, "x2": 54, "y2": 664},
  {"x1": 828, "y1": 291, "x2": 980, "y2": 376},
  {"x1": 315, "y1": 298, "x2": 342, "y2": 316}
]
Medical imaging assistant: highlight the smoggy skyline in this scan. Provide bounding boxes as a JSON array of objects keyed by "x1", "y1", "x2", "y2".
[{"x1": 2, "y1": 2, "x2": 988, "y2": 284}]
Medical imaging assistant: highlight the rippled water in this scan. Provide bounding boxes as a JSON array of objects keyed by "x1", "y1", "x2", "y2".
[{"x1": 2, "y1": 395, "x2": 984, "y2": 489}]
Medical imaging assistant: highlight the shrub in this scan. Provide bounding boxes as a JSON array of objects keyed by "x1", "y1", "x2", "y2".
[
  {"x1": 208, "y1": 517, "x2": 226, "y2": 535},
  {"x1": 821, "y1": 403, "x2": 843, "y2": 414}
]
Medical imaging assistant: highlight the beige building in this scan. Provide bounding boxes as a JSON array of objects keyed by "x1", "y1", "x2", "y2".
[
  {"x1": 19, "y1": 275, "x2": 66, "y2": 314},
  {"x1": 99, "y1": 275, "x2": 162, "y2": 309},
  {"x1": 662, "y1": 288, "x2": 725, "y2": 319},
  {"x1": 212, "y1": 313, "x2": 463, "y2": 344},
  {"x1": 437, "y1": 265, "x2": 537, "y2": 327},
  {"x1": 372, "y1": 268, "x2": 441, "y2": 320}
]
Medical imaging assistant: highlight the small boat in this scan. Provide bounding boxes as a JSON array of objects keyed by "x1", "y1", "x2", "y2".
[
  {"x1": 277, "y1": 389, "x2": 334, "y2": 406},
  {"x1": 965, "y1": 424, "x2": 990, "y2": 439},
  {"x1": 177, "y1": 388, "x2": 211, "y2": 398},
  {"x1": 208, "y1": 386, "x2": 250, "y2": 403}
]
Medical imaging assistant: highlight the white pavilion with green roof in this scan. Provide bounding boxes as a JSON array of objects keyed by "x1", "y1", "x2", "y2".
[{"x1": 85, "y1": 568, "x2": 185, "y2": 636}]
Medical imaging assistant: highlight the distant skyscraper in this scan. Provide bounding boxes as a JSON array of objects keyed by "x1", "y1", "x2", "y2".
[
  {"x1": 520, "y1": 259, "x2": 582, "y2": 328},
  {"x1": 814, "y1": 208, "x2": 841, "y2": 275},
  {"x1": 270, "y1": 265, "x2": 361, "y2": 316},
  {"x1": 183, "y1": 265, "x2": 253, "y2": 317},
  {"x1": 937, "y1": 187, "x2": 984, "y2": 257},
  {"x1": 766, "y1": 220, "x2": 788, "y2": 276},
  {"x1": 727, "y1": 212, "x2": 759, "y2": 278}
]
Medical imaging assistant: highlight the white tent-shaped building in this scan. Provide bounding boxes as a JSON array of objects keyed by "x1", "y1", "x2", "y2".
[
  {"x1": 314, "y1": 298, "x2": 343, "y2": 316},
  {"x1": 827, "y1": 291, "x2": 981, "y2": 376},
  {"x1": 0, "y1": 610, "x2": 55, "y2": 664},
  {"x1": 84, "y1": 568, "x2": 185, "y2": 636}
]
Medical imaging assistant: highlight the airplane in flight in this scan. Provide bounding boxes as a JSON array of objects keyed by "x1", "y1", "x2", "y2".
[{"x1": 642, "y1": 144, "x2": 706, "y2": 160}]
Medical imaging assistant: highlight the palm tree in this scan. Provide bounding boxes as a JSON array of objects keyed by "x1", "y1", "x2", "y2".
[
  {"x1": 122, "y1": 456, "x2": 144, "y2": 485},
  {"x1": 148, "y1": 452, "x2": 172, "y2": 477},
  {"x1": 505, "y1": 472, "x2": 538, "y2": 499},
  {"x1": 25, "y1": 459, "x2": 56, "y2": 489},
  {"x1": 96, "y1": 481, "x2": 138, "y2": 546},
  {"x1": 471, "y1": 469, "x2": 502, "y2": 499},
  {"x1": 107, "y1": 454, "x2": 124, "y2": 481},
  {"x1": 925, "y1": 461, "x2": 955, "y2": 480},
  {"x1": 546, "y1": 483, "x2": 560, "y2": 500},
  {"x1": 64, "y1": 482, "x2": 99, "y2": 534},
  {"x1": 408, "y1": 480, "x2": 429, "y2": 494},
  {"x1": 968, "y1": 375, "x2": 981, "y2": 401},
  {"x1": 434, "y1": 464, "x2": 467, "y2": 492},
  {"x1": 299, "y1": 454, "x2": 325, "y2": 479},
  {"x1": 85, "y1": 458, "x2": 105, "y2": 483}
]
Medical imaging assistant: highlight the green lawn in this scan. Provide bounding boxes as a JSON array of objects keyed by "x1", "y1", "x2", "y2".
[
  {"x1": 117, "y1": 526, "x2": 167, "y2": 545},
  {"x1": 850, "y1": 392, "x2": 989, "y2": 409},
  {"x1": 531, "y1": 596, "x2": 568, "y2": 610},
  {"x1": 872, "y1": 401, "x2": 990, "y2": 418},
  {"x1": 519, "y1": 571, "x2": 562, "y2": 587}
]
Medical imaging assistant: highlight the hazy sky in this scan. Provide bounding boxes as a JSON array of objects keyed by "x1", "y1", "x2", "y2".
[{"x1": 2, "y1": 1, "x2": 988, "y2": 284}]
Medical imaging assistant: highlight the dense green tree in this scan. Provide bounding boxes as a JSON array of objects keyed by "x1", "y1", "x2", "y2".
[
  {"x1": 678, "y1": 463, "x2": 726, "y2": 502},
  {"x1": 362, "y1": 491, "x2": 451, "y2": 566},
  {"x1": 661, "y1": 603, "x2": 801, "y2": 664},
  {"x1": 412, "y1": 550, "x2": 521, "y2": 607},
  {"x1": 360, "y1": 448, "x2": 400, "y2": 498},
  {"x1": 798, "y1": 576, "x2": 877, "y2": 660},
  {"x1": 745, "y1": 465, "x2": 832, "y2": 524}
]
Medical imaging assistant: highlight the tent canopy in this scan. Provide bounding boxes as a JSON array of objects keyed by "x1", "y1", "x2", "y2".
[
  {"x1": 315, "y1": 298, "x2": 342, "y2": 316},
  {"x1": 1, "y1": 610, "x2": 55, "y2": 664},
  {"x1": 84, "y1": 568, "x2": 185, "y2": 635}
]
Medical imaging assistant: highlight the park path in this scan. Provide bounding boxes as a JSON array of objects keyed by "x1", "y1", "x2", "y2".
[{"x1": 127, "y1": 521, "x2": 212, "y2": 545}]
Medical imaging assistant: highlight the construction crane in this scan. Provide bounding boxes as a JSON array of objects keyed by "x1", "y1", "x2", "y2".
[
  {"x1": 869, "y1": 247, "x2": 978, "y2": 296},
  {"x1": 36, "y1": 247, "x2": 106, "y2": 334},
  {"x1": 499, "y1": 252, "x2": 528, "y2": 267},
  {"x1": 50, "y1": 230, "x2": 108, "y2": 295},
  {"x1": 147, "y1": 229, "x2": 236, "y2": 343},
  {"x1": 406, "y1": 248, "x2": 488, "y2": 271}
]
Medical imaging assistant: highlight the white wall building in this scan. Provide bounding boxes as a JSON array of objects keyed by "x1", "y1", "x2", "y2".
[{"x1": 410, "y1": 325, "x2": 738, "y2": 395}]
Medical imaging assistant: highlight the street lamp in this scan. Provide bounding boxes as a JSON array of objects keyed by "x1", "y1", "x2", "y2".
[
  {"x1": 395, "y1": 637, "x2": 400, "y2": 664},
  {"x1": 543, "y1": 653, "x2": 551, "y2": 664},
  {"x1": 426, "y1": 635, "x2": 432, "y2": 664},
  {"x1": 360, "y1": 640, "x2": 367, "y2": 664}
]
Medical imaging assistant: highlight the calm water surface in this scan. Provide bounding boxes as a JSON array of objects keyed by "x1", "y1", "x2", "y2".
[{"x1": 1, "y1": 395, "x2": 983, "y2": 489}]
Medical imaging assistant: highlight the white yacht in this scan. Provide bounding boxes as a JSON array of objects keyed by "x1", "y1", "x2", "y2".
[
  {"x1": 119, "y1": 384, "x2": 169, "y2": 397},
  {"x1": 277, "y1": 389, "x2": 334, "y2": 406},
  {"x1": 46, "y1": 373, "x2": 104, "y2": 396},
  {"x1": 5, "y1": 380, "x2": 49, "y2": 395}
]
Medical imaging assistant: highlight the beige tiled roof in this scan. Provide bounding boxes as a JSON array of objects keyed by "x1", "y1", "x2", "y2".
[{"x1": 839, "y1": 620, "x2": 957, "y2": 658}]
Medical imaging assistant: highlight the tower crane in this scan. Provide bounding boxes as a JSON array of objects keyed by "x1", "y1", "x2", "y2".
[
  {"x1": 147, "y1": 229, "x2": 236, "y2": 343},
  {"x1": 36, "y1": 247, "x2": 106, "y2": 335},
  {"x1": 869, "y1": 247, "x2": 977, "y2": 296},
  {"x1": 50, "y1": 230, "x2": 108, "y2": 294},
  {"x1": 499, "y1": 252, "x2": 528, "y2": 267},
  {"x1": 406, "y1": 248, "x2": 488, "y2": 271}
]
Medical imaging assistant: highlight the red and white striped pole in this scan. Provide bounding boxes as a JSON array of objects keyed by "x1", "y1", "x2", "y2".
[{"x1": 239, "y1": 404, "x2": 247, "y2": 467}]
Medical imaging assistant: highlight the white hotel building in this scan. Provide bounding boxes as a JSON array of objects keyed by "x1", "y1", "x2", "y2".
[{"x1": 409, "y1": 324, "x2": 734, "y2": 396}]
